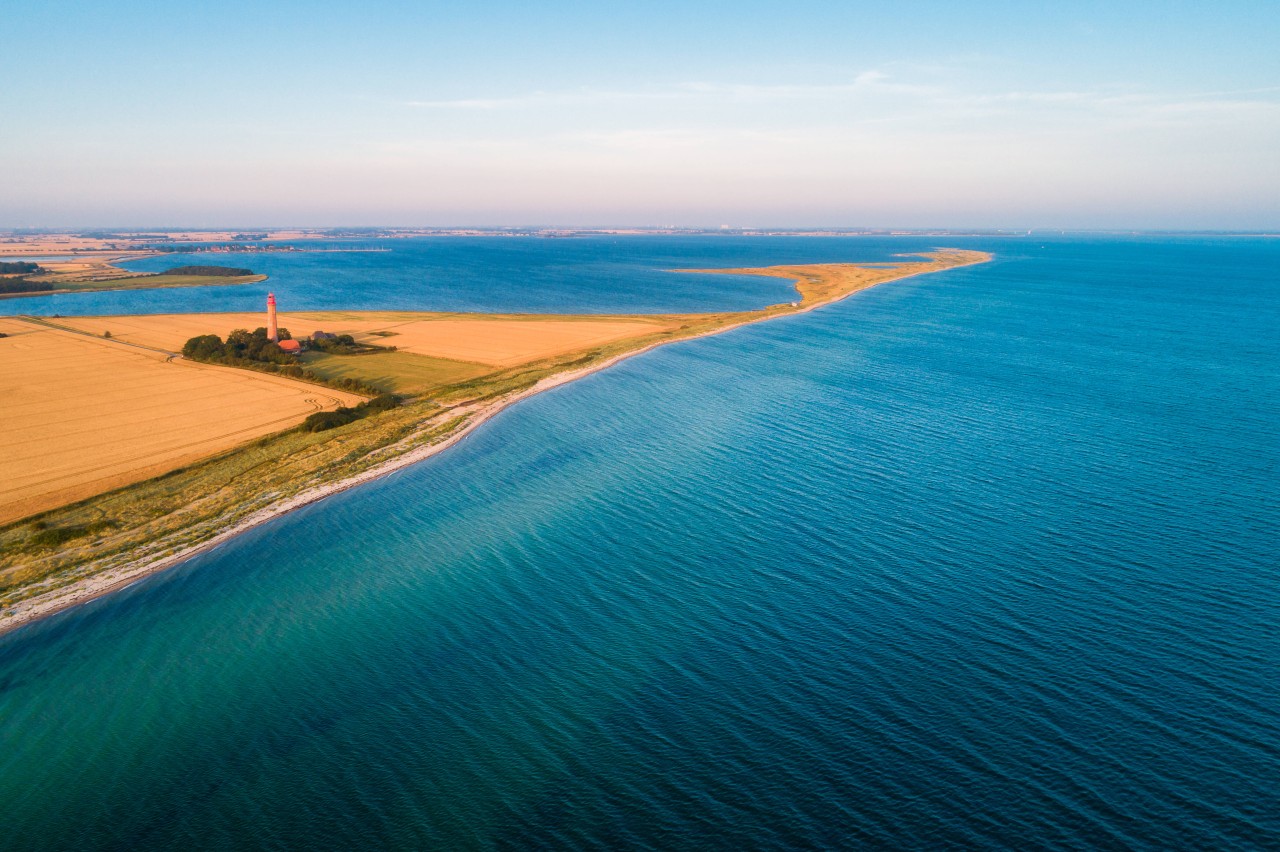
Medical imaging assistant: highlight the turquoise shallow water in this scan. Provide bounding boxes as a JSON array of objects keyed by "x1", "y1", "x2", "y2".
[{"x1": 1, "y1": 237, "x2": 1278, "y2": 849}]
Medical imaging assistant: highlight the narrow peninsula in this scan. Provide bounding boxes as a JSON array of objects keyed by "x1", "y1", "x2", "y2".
[{"x1": 0, "y1": 249, "x2": 990, "y2": 633}]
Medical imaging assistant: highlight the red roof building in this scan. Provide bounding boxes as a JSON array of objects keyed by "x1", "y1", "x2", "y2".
[{"x1": 277, "y1": 339, "x2": 302, "y2": 355}]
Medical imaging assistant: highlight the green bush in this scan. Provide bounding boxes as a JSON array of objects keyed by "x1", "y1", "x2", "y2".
[
  {"x1": 301, "y1": 394, "x2": 401, "y2": 432},
  {"x1": 363, "y1": 394, "x2": 400, "y2": 413},
  {"x1": 29, "y1": 519, "x2": 118, "y2": 548}
]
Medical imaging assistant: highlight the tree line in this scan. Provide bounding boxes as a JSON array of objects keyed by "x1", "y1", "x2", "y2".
[
  {"x1": 183, "y1": 327, "x2": 297, "y2": 364},
  {"x1": 0, "y1": 261, "x2": 52, "y2": 293},
  {"x1": 0, "y1": 279, "x2": 54, "y2": 294},
  {"x1": 0, "y1": 262, "x2": 42, "y2": 274}
]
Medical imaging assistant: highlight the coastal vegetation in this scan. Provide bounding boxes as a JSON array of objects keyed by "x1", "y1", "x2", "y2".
[
  {"x1": 302, "y1": 393, "x2": 401, "y2": 432},
  {"x1": 0, "y1": 250, "x2": 991, "y2": 629},
  {"x1": 27, "y1": 519, "x2": 119, "y2": 549}
]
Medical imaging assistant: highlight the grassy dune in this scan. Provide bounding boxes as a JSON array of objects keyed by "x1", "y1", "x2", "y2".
[{"x1": 0, "y1": 250, "x2": 990, "y2": 622}]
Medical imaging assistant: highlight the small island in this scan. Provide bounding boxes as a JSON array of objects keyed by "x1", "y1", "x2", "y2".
[{"x1": 0, "y1": 261, "x2": 267, "y2": 298}]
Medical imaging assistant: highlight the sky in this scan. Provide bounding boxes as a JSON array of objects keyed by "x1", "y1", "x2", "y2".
[{"x1": 2, "y1": 0, "x2": 1277, "y2": 229}]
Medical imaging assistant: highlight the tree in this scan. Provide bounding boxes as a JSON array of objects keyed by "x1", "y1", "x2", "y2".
[{"x1": 183, "y1": 334, "x2": 225, "y2": 360}]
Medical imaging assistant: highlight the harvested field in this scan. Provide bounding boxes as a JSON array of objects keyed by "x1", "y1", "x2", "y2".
[
  {"x1": 23, "y1": 259, "x2": 149, "y2": 280},
  {"x1": 0, "y1": 318, "x2": 364, "y2": 524},
  {"x1": 55, "y1": 312, "x2": 284, "y2": 351},
  {"x1": 56, "y1": 312, "x2": 675, "y2": 366},
  {"x1": 374, "y1": 317, "x2": 674, "y2": 366},
  {"x1": 0, "y1": 238, "x2": 122, "y2": 256}
]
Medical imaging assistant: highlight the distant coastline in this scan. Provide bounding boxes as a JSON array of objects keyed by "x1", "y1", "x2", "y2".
[{"x1": 0, "y1": 243, "x2": 388, "y2": 300}]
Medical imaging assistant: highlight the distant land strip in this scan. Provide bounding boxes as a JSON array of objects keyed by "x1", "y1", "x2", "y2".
[{"x1": 0, "y1": 260, "x2": 268, "y2": 298}]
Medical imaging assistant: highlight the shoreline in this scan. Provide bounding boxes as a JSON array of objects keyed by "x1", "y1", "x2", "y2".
[
  {"x1": 0, "y1": 251, "x2": 990, "y2": 638},
  {"x1": 0, "y1": 274, "x2": 269, "y2": 301},
  {"x1": 0, "y1": 245, "x2": 391, "y2": 300}
]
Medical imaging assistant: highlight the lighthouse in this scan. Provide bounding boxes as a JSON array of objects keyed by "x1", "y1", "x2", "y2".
[{"x1": 266, "y1": 293, "x2": 279, "y2": 343}]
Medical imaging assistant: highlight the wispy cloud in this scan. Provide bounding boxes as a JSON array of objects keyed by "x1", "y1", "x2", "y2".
[
  {"x1": 406, "y1": 89, "x2": 671, "y2": 110},
  {"x1": 405, "y1": 70, "x2": 932, "y2": 109},
  {"x1": 404, "y1": 71, "x2": 1280, "y2": 135}
]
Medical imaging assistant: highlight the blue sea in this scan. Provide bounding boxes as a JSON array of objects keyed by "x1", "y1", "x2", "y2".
[{"x1": 1, "y1": 236, "x2": 1277, "y2": 850}]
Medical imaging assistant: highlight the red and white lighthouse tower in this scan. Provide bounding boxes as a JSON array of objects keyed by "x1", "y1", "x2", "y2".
[{"x1": 266, "y1": 293, "x2": 279, "y2": 342}]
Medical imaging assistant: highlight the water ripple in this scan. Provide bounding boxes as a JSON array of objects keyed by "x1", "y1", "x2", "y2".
[{"x1": 2, "y1": 237, "x2": 1278, "y2": 849}]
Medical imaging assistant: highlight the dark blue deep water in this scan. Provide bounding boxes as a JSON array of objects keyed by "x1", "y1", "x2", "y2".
[{"x1": 1, "y1": 237, "x2": 1277, "y2": 849}]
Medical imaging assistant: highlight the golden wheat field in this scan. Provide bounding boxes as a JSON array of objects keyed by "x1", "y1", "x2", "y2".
[
  {"x1": 56, "y1": 312, "x2": 674, "y2": 367},
  {"x1": 0, "y1": 318, "x2": 364, "y2": 524},
  {"x1": 368, "y1": 316, "x2": 674, "y2": 366}
]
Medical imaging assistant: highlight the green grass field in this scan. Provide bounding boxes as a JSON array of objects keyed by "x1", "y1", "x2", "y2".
[{"x1": 299, "y1": 350, "x2": 493, "y2": 394}]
